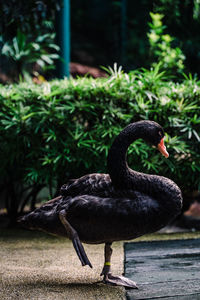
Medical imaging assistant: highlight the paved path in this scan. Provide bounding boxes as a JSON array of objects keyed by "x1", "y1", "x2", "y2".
[
  {"x1": 0, "y1": 229, "x2": 125, "y2": 300},
  {"x1": 124, "y1": 239, "x2": 200, "y2": 300}
]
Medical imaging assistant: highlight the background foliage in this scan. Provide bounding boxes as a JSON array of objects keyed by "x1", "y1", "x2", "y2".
[
  {"x1": 148, "y1": 12, "x2": 185, "y2": 76},
  {"x1": 71, "y1": 0, "x2": 200, "y2": 75},
  {"x1": 1, "y1": 66, "x2": 200, "y2": 223},
  {"x1": 1, "y1": 0, "x2": 200, "y2": 81},
  {"x1": 0, "y1": 0, "x2": 61, "y2": 81}
]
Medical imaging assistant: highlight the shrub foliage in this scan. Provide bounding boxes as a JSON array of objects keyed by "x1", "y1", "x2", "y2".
[{"x1": 0, "y1": 66, "x2": 200, "y2": 222}]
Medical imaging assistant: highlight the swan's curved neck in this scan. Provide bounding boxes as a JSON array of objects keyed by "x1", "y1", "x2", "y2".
[{"x1": 107, "y1": 123, "x2": 149, "y2": 190}]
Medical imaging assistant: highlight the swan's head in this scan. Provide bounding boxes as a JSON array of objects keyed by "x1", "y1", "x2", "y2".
[{"x1": 139, "y1": 120, "x2": 169, "y2": 158}]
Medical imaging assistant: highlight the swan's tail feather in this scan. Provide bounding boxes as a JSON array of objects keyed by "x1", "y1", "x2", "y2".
[
  {"x1": 17, "y1": 212, "x2": 43, "y2": 230},
  {"x1": 17, "y1": 207, "x2": 61, "y2": 234}
]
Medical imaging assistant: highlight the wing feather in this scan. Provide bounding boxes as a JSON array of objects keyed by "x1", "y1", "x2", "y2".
[{"x1": 60, "y1": 173, "x2": 115, "y2": 197}]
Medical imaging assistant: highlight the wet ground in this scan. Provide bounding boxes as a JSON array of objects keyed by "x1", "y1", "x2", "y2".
[{"x1": 125, "y1": 238, "x2": 200, "y2": 300}]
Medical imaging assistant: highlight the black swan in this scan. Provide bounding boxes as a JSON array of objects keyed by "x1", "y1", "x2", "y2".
[{"x1": 19, "y1": 120, "x2": 182, "y2": 288}]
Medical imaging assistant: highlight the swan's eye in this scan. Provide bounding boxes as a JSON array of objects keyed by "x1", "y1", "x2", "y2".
[{"x1": 158, "y1": 131, "x2": 162, "y2": 137}]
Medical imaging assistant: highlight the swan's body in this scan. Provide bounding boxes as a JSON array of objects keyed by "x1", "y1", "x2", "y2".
[
  {"x1": 19, "y1": 120, "x2": 182, "y2": 288},
  {"x1": 34, "y1": 173, "x2": 180, "y2": 243}
]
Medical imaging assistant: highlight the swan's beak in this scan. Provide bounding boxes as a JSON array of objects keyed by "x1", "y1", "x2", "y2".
[{"x1": 157, "y1": 138, "x2": 169, "y2": 158}]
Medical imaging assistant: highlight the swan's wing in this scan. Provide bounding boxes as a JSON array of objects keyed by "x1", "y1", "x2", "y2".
[
  {"x1": 58, "y1": 191, "x2": 158, "y2": 219},
  {"x1": 60, "y1": 173, "x2": 115, "y2": 197},
  {"x1": 30, "y1": 173, "x2": 116, "y2": 216}
]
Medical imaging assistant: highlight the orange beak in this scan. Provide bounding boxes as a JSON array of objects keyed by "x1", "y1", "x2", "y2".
[{"x1": 157, "y1": 138, "x2": 169, "y2": 158}]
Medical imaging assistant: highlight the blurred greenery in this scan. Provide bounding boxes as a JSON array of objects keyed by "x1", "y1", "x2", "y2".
[
  {"x1": 1, "y1": 30, "x2": 60, "y2": 80},
  {"x1": 1, "y1": 0, "x2": 200, "y2": 80},
  {"x1": 0, "y1": 0, "x2": 61, "y2": 39},
  {"x1": 148, "y1": 12, "x2": 185, "y2": 76},
  {"x1": 0, "y1": 0, "x2": 61, "y2": 81},
  {"x1": 71, "y1": 0, "x2": 200, "y2": 75},
  {"x1": 0, "y1": 65, "x2": 200, "y2": 223}
]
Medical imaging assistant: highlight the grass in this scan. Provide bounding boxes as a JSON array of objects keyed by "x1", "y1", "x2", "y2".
[{"x1": 1, "y1": 228, "x2": 200, "y2": 299}]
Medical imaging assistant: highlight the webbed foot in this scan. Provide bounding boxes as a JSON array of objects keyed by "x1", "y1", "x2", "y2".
[{"x1": 103, "y1": 273, "x2": 138, "y2": 289}]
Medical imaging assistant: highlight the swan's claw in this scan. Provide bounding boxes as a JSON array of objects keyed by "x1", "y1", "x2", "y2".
[{"x1": 103, "y1": 273, "x2": 138, "y2": 289}]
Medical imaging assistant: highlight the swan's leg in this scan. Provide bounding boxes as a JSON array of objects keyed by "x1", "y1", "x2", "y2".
[
  {"x1": 101, "y1": 243, "x2": 138, "y2": 289},
  {"x1": 59, "y1": 210, "x2": 92, "y2": 268},
  {"x1": 100, "y1": 242, "x2": 112, "y2": 277}
]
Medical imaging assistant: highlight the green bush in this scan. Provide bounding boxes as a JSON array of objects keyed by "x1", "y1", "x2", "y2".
[
  {"x1": 148, "y1": 12, "x2": 185, "y2": 76},
  {"x1": 0, "y1": 65, "x2": 200, "y2": 223}
]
